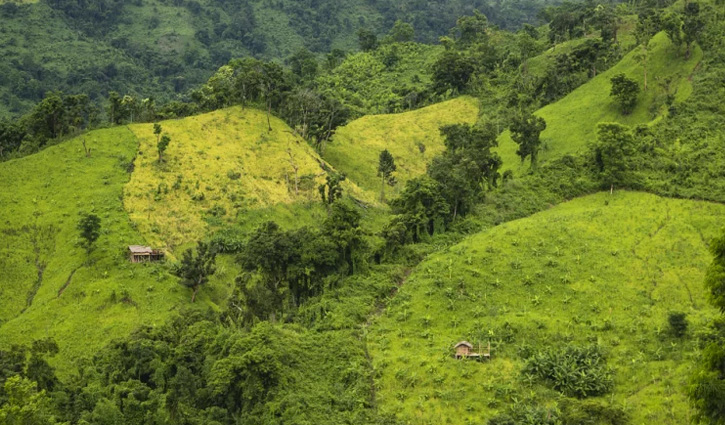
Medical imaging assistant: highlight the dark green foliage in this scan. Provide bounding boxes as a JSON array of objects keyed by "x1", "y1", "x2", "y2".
[
  {"x1": 77, "y1": 213, "x2": 100, "y2": 254},
  {"x1": 558, "y1": 399, "x2": 629, "y2": 425},
  {"x1": 319, "y1": 172, "x2": 346, "y2": 205},
  {"x1": 706, "y1": 231, "x2": 725, "y2": 312},
  {"x1": 386, "y1": 20, "x2": 415, "y2": 43},
  {"x1": 235, "y1": 203, "x2": 367, "y2": 323},
  {"x1": 357, "y1": 28, "x2": 379, "y2": 52},
  {"x1": 683, "y1": 2, "x2": 704, "y2": 58},
  {"x1": 378, "y1": 149, "x2": 397, "y2": 201},
  {"x1": 590, "y1": 123, "x2": 637, "y2": 191},
  {"x1": 171, "y1": 241, "x2": 217, "y2": 302},
  {"x1": 157, "y1": 134, "x2": 170, "y2": 163},
  {"x1": 524, "y1": 345, "x2": 614, "y2": 398},
  {"x1": 432, "y1": 51, "x2": 476, "y2": 94},
  {"x1": 690, "y1": 228, "x2": 725, "y2": 424},
  {"x1": 510, "y1": 112, "x2": 547, "y2": 166},
  {"x1": 390, "y1": 176, "x2": 450, "y2": 242},
  {"x1": 610, "y1": 74, "x2": 640, "y2": 115},
  {"x1": 668, "y1": 311, "x2": 689, "y2": 337},
  {"x1": 487, "y1": 404, "x2": 560, "y2": 425}
]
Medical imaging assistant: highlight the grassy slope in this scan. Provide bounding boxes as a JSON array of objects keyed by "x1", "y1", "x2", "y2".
[
  {"x1": 369, "y1": 191, "x2": 724, "y2": 424},
  {"x1": 125, "y1": 106, "x2": 372, "y2": 250},
  {"x1": 324, "y1": 97, "x2": 480, "y2": 199},
  {"x1": 0, "y1": 128, "x2": 235, "y2": 373},
  {"x1": 500, "y1": 32, "x2": 702, "y2": 173}
]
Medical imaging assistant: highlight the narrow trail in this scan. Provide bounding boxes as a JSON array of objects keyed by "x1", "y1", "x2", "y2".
[
  {"x1": 57, "y1": 267, "x2": 80, "y2": 298},
  {"x1": 360, "y1": 267, "x2": 413, "y2": 410}
]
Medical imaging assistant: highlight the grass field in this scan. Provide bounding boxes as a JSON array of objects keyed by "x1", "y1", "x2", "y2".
[
  {"x1": 323, "y1": 97, "x2": 480, "y2": 200},
  {"x1": 0, "y1": 128, "x2": 236, "y2": 374},
  {"x1": 499, "y1": 32, "x2": 702, "y2": 174},
  {"x1": 124, "y1": 107, "x2": 350, "y2": 250},
  {"x1": 368, "y1": 191, "x2": 724, "y2": 424}
]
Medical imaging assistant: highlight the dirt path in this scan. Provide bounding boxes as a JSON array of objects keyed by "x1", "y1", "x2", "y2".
[{"x1": 57, "y1": 267, "x2": 80, "y2": 298}]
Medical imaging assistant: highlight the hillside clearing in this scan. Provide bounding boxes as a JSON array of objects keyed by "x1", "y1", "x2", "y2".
[
  {"x1": 324, "y1": 97, "x2": 480, "y2": 198},
  {"x1": 499, "y1": 32, "x2": 702, "y2": 173},
  {"x1": 369, "y1": 191, "x2": 724, "y2": 424}
]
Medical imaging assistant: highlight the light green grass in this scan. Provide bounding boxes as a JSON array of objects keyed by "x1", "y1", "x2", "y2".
[
  {"x1": 0, "y1": 128, "x2": 236, "y2": 374},
  {"x1": 124, "y1": 107, "x2": 376, "y2": 250},
  {"x1": 324, "y1": 97, "x2": 480, "y2": 199},
  {"x1": 369, "y1": 191, "x2": 724, "y2": 424},
  {"x1": 500, "y1": 32, "x2": 702, "y2": 174}
]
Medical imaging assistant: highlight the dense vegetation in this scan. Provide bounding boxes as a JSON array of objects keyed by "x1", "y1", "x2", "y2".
[{"x1": 2, "y1": 0, "x2": 725, "y2": 424}]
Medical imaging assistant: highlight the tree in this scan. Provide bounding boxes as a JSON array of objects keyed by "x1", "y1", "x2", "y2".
[
  {"x1": 590, "y1": 122, "x2": 636, "y2": 192},
  {"x1": 705, "y1": 230, "x2": 725, "y2": 312},
  {"x1": 77, "y1": 213, "x2": 100, "y2": 254},
  {"x1": 377, "y1": 149, "x2": 397, "y2": 201},
  {"x1": 288, "y1": 48, "x2": 318, "y2": 81},
  {"x1": 172, "y1": 241, "x2": 217, "y2": 302},
  {"x1": 0, "y1": 376, "x2": 59, "y2": 425},
  {"x1": 387, "y1": 20, "x2": 415, "y2": 43},
  {"x1": 683, "y1": 2, "x2": 704, "y2": 58},
  {"x1": 431, "y1": 51, "x2": 476, "y2": 94},
  {"x1": 690, "y1": 229, "x2": 725, "y2": 424},
  {"x1": 662, "y1": 12, "x2": 683, "y2": 51},
  {"x1": 153, "y1": 123, "x2": 162, "y2": 144},
  {"x1": 427, "y1": 123, "x2": 502, "y2": 220},
  {"x1": 319, "y1": 172, "x2": 345, "y2": 205},
  {"x1": 635, "y1": 11, "x2": 660, "y2": 91},
  {"x1": 390, "y1": 176, "x2": 450, "y2": 242},
  {"x1": 357, "y1": 28, "x2": 378, "y2": 51},
  {"x1": 510, "y1": 113, "x2": 547, "y2": 167},
  {"x1": 158, "y1": 134, "x2": 170, "y2": 162},
  {"x1": 610, "y1": 74, "x2": 639, "y2": 114}
]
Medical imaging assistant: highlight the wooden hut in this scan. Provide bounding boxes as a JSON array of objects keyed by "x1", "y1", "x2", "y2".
[
  {"x1": 454, "y1": 341, "x2": 491, "y2": 360},
  {"x1": 454, "y1": 341, "x2": 474, "y2": 359},
  {"x1": 128, "y1": 245, "x2": 165, "y2": 263}
]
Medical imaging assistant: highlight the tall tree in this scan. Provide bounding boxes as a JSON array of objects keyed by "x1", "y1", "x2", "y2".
[
  {"x1": 690, "y1": 229, "x2": 725, "y2": 423},
  {"x1": 77, "y1": 213, "x2": 100, "y2": 254},
  {"x1": 510, "y1": 113, "x2": 547, "y2": 167},
  {"x1": 377, "y1": 149, "x2": 397, "y2": 202},
  {"x1": 357, "y1": 28, "x2": 378, "y2": 51},
  {"x1": 158, "y1": 134, "x2": 170, "y2": 163},
  {"x1": 319, "y1": 172, "x2": 346, "y2": 205},
  {"x1": 172, "y1": 241, "x2": 217, "y2": 302},
  {"x1": 590, "y1": 122, "x2": 636, "y2": 192},
  {"x1": 153, "y1": 123, "x2": 162, "y2": 144},
  {"x1": 683, "y1": 2, "x2": 704, "y2": 58},
  {"x1": 610, "y1": 74, "x2": 639, "y2": 114}
]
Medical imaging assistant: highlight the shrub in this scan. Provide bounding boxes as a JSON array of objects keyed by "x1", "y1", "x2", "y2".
[
  {"x1": 523, "y1": 345, "x2": 613, "y2": 398},
  {"x1": 668, "y1": 311, "x2": 688, "y2": 337}
]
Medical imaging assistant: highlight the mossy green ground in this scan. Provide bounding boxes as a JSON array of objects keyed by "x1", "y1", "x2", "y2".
[
  {"x1": 499, "y1": 32, "x2": 702, "y2": 174},
  {"x1": 368, "y1": 191, "x2": 724, "y2": 424},
  {"x1": 324, "y1": 97, "x2": 480, "y2": 199},
  {"x1": 124, "y1": 107, "x2": 374, "y2": 250},
  {"x1": 0, "y1": 128, "x2": 235, "y2": 374}
]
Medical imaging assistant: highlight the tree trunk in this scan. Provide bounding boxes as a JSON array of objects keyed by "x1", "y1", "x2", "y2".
[
  {"x1": 610, "y1": 184, "x2": 614, "y2": 195},
  {"x1": 191, "y1": 285, "x2": 199, "y2": 303},
  {"x1": 267, "y1": 101, "x2": 272, "y2": 132},
  {"x1": 380, "y1": 175, "x2": 386, "y2": 202}
]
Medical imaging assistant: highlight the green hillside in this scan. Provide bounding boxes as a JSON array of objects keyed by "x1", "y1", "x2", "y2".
[
  {"x1": 323, "y1": 97, "x2": 480, "y2": 198},
  {"x1": 499, "y1": 32, "x2": 702, "y2": 173},
  {"x1": 0, "y1": 128, "x2": 236, "y2": 373},
  {"x1": 123, "y1": 106, "x2": 352, "y2": 250},
  {"x1": 369, "y1": 191, "x2": 724, "y2": 424}
]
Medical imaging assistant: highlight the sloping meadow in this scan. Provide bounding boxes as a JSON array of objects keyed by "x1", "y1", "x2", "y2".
[{"x1": 369, "y1": 191, "x2": 724, "y2": 424}]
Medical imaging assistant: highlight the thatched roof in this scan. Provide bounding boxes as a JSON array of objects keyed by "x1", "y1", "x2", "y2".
[
  {"x1": 128, "y1": 245, "x2": 153, "y2": 254},
  {"x1": 455, "y1": 341, "x2": 473, "y2": 349}
]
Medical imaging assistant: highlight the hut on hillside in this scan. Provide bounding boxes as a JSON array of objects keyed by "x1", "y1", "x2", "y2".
[
  {"x1": 454, "y1": 341, "x2": 491, "y2": 360},
  {"x1": 128, "y1": 245, "x2": 165, "y2": 263}
]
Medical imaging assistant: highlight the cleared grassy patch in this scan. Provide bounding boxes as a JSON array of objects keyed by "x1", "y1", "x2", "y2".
[
  {"x1": 324, "y1": 97, "x2": 480, "y2": 199},
  {"x1": 124, "y1": 107, "x2": 351, "y2": 249},
  {"x1": 500, "y1": 32, "x2": 702, "y2": 174},
  {"x1": 0, "y1": 128, "x2": 235, "y2": 374},
  {"x1": 369, "y1": 191, "x2": 724, "y2": 424}
]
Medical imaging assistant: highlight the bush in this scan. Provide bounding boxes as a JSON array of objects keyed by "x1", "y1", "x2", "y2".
[
  {"x1": 523, "y1": 345, "x2": 613, "y2": 398},
  {"x1": 668, "y1": 311, "x2": 688, "y2": 337}
]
